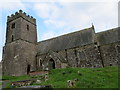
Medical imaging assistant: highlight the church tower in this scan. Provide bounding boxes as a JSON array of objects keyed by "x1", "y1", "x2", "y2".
[{"x1": 2, "y1": 10, "x2": 37, "y2": 76}]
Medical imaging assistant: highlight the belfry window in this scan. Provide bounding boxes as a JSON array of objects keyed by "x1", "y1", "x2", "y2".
[
  {"x1": 11, "y1": 23, "x2": 15, "y2": 29},
  {"x1": 27, "y1": 25, "x2": 29, "y2": 30}
]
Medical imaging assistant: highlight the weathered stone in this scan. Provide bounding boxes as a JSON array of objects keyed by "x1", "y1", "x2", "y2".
[
  {"x1": 2, "y1": 10, "x2": 120, "y2": 76},
  {"x1": 11, "y1": 80, "x2": 33, "y2": 87},
  {"x1": 2, "y1": 10, "x2": 37, "y2": 76}
]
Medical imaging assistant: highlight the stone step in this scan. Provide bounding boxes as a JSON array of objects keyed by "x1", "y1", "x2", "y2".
[{"x1": 19, "y1": 85, "x2": 52, "y2": 88}]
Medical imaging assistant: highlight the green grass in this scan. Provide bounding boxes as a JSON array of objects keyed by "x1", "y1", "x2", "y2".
[
  {"x1": 2, "y1": 75, "x2": 42, "y2": 89},
  {"x1": 2, "y1": 66, "x2": 119, "y2": 89},
  {"x1": 37, "y1": 66, "x2": 119, "y2": 88},
  {"x1": 2, "y1": 75, "x2": 30, "y2": 81}
]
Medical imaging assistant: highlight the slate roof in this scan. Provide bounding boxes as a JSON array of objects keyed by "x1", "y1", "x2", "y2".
[
  {"x1": 37, "y1": 26, "x2": 95, "y2": 55},
  {"x1": 96, "y1": 27, "x2": 119, "y2": 45}
]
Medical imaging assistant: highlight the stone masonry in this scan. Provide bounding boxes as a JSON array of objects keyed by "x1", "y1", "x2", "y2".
[{"x1": 2, "y1": 10, "x2": 120, "y2": 76}]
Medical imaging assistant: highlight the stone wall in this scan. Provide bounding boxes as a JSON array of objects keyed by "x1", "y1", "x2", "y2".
[
  {"x1": 96, "y1": 27, "x2": 119, "y2": 67},
  {"x1": 2, "y1": 40, "x2": 36, "y2": 76},
  {"x1": 2, "y1": 10, "x2": 37, "y2": 76},
  {"x1": 6, "y1": 17, "x2": 37, "y2": 44},
  {"x1": 7, "y1": 10, "x2": 36, "y2": 25},
  {"x1": 76, "y1": 44, "x2": 103, "y2": 68},
  {"x1": 36, "y1": 44, "x2": 103, "y2": 70},
  {"x1": 36, "y1": 27, "x2": 119, "y2": 71},
  {"x1": 98, "y1": 43, "x2": 119, "y2": 66}
]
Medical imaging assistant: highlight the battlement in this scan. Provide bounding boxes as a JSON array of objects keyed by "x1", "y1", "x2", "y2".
[{"x1": 7, "y1": 10, "x2": 36, "y2": 25}]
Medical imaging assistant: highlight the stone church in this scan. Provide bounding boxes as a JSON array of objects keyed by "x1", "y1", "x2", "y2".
[{"x1": 2, "y1": 10, "x2": 119, "y2": 76}]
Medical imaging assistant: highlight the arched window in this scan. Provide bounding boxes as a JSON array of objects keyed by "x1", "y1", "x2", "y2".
[{"x1": 39, "y1": 59, "x2": 42, "y2": 67}]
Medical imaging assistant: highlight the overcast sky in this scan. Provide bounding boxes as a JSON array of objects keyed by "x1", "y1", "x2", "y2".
[{"x1": 0, "y1": 0, "x2": 119, "y2": 61}]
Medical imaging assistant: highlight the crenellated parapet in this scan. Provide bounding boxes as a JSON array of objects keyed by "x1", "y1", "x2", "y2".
[{"x1": 7, "y1": 10, "x2": 36, "y2": 25}]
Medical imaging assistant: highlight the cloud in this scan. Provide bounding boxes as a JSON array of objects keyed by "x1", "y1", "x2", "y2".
[
  {"x1": 0, "y1": 48, "x2": 2, "y2": 61},
  {"x1": 34, "y1": 2, "x2": 61, "y2": 19},
  {"x1": 0, "y1": 26, "x2": 3, "y2": 61},
  {"x1": 34, "y1": 3, "x2": 51, "y2": 19},
  {"x1": 0, "y1": 0, "x2": 26, "y2": 11},
  {"x1": 34, "y1": 1, "x2": 118, "y2": 34},
  {"x1": 86, "y1": 2, "x2": 118, "y2": 31},
  {"x1": 44, "y1": 20, "x2": 67, "y2": 28},
  {"x1": 19, "y1": 0, "x2": 119, "y2": 3},
  {"x1": 42, "y1": 31, "x2": 57, "y2": 40}
]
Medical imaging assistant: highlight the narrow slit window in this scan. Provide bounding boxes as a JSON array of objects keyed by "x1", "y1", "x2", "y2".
[
  {"x1": 11, "y1": 23, "x2": 15, "y2": 29},
  {"x1": 27, "y1": 25, "x2": 29, "y2": 30},
  {"x1": 12, "y1": 35, "x2": 14, "y2": 41}
]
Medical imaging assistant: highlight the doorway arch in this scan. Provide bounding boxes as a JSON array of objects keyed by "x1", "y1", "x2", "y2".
[
  {"x1": 39, "y1": 59, "x2": 42, "y2": 67},
  {"x1": 49, "y1": 59, "x2": 55, "y2": 70},
  {"x1": 27, "y1": 64, "x2": 30, "y2": 74}
]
